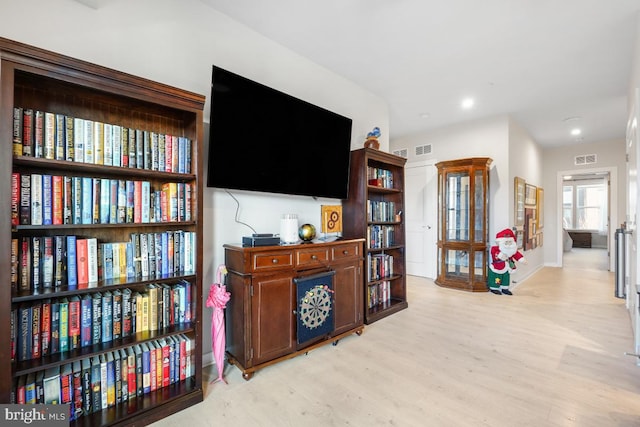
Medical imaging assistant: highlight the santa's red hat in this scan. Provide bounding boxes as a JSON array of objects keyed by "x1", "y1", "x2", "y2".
[{"x1": 496, "y1": 228, "x2": 516, "y2": 240}]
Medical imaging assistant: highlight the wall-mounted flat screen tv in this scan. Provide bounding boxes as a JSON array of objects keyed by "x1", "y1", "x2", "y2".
[{"x1": 207, "y1": 65, "x2": 353, "y2": 199}]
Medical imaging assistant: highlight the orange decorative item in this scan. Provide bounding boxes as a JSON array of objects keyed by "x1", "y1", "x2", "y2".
[{"x1": 363, "y1": 126, "x2": 381, "y2": 149}]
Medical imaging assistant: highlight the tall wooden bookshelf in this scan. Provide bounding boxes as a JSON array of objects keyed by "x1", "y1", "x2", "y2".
[
  {"x1": 0, "y1": 38, "x2": 205, "y2": 426},
  {"x1": 342, "y1": 148, "x2": 408, "y2": 324}
]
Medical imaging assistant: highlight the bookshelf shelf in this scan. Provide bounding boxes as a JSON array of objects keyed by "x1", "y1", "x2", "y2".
[
  {"x1": 1, "y1": 37, "x2": 205, "y2": 426},
  {"x1": 342, "y1": 148, "x2": 408, "y2": 324}
]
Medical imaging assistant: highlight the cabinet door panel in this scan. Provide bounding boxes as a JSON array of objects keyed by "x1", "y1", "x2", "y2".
[
  {"x1": 333, "y1": 263, "x2": 362, "y2": 335},
  {"x1": 251, "y1": 274, "x2": 295, "y2": 364}
]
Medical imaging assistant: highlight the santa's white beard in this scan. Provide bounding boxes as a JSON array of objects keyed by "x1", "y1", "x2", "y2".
[{"x1": 499, "y1": 240, "x2": 517, "y2": 257}]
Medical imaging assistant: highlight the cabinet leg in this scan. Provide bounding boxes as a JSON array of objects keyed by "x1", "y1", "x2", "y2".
[
  {"x1": 332, "y1": 340, "x2": 340, "y2": 346},
  {"x1": 242, "y1": 371, "x2": 254, "y2": 381}
]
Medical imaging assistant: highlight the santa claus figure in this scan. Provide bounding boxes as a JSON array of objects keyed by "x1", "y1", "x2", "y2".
[{"x1": 488, "y1": 228, "x2": 526, "y2": 295}]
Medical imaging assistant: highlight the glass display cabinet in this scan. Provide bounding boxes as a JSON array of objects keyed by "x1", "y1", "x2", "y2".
[{"x1": 435, "y1": 158, "x2": 492, "y2": 291}]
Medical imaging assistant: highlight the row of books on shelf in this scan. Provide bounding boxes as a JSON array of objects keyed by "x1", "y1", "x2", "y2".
[
  {"x1": 367, "y1": 253, "x2": 394, "y2": 282},
  {"x1": 367, "y1": 281, "x2": 391, "y2": 309},
  {"x1": 11, "y1": 172, "x2": 194, "y2": 226},
  {"x1": 12, "y1": 281, "x2": 193, "y2": 362},
  {"x1": 11, "y1": 231, "x2": 196, "y2": 292},
  {"x1": 13, "y1": 334, "x2": 195, "y2": 420},
  {"x1": 367, "y1": 166, "x2": 393, "y2": 189},
  {"x1": 367, "y1": 200, "x2": 397, "y2": 222},
  {"x1": 13, "y1": 107, "x2": 192, "y2": 174},
  {"x1": 367, "y1": 225, "x2": 396, "y2": 249}
]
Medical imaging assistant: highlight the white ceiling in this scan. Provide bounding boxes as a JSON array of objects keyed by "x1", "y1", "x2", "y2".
[{"x1": 200, "y1": 0, "x2": 640, "y2": 148}]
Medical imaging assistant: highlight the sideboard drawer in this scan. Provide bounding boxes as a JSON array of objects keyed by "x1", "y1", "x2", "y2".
[
  {"x1": 296, "y1": 247, "x2": 330, "y2": 267},
  {"x1": 253, "y1": 251, "x2": 294, "y2": 271},
  {"x1": 331, "y1": 243, "x2": 361, "y2": 262}
]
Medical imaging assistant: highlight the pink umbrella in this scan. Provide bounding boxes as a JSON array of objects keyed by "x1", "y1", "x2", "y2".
[{"x1": 206, "y1": 265, "x2": 231, "y2": 384}]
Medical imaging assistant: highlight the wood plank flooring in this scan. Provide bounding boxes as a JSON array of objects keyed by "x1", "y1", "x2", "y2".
[{"x1": 153, "y1": 262, "x2": 640, "y2": 426}]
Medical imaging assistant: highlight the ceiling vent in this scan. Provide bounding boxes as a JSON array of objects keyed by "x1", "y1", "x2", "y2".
[
  {"x1": 574, "y1": 154, "x2": 597, "y2": 165},
  {"x1": 393, "y1": 148, "x2": 408, "y2": 158},
  {"x1": 415, "y1": 144, "x2": 432, "y2": 156}
]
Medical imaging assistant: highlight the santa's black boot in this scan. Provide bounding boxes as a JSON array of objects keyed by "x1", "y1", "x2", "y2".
[
  {"x1": 502, "y1": 289, "x2": 513, "y2": 295},
  {"x1": 490, "y1": 289, "x2": 502, "y2": 295}
]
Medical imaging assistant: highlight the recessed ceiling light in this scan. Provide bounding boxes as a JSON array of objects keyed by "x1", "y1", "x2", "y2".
[
  {"x1": 461, "y1": 98, "x2": 474, "y2": 109},
  {"x1": 419, "y1": 112, "x2": 430, "y2": 119},
  {"x1": 570, "y1": 128, "x2": 582, "y2": 136}
]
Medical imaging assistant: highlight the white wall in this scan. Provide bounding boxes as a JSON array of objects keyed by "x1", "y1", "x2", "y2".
[
  {"x1": 506, "y1": 118, "x2": 544, "y2": 280},
  {"x1": 0, "y1": 0, "x2": 389, "y2": 364},
  {"x1": 392, "y1": 115, "x2": 511, "y2": 237},
  {"x1": 391, "y1": 115, "x2": 546, "y2": 283}
]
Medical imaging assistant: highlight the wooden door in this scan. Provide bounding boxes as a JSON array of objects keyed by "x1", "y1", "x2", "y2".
[{"x1": 251, "y1": 273, "x2": 296, "y2": 364}]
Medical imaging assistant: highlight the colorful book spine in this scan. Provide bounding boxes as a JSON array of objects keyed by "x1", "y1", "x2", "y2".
[
  {"x1": 11, "y1": 172, "x2": 19, "y2": 226},
  {"x1": 81, "y1": 176, "x2": 92, "y2": 225},
  {"x1": 101, "y1": 291, "x2": 113, "y2": 344},
  {"x1": 40, "y1": 299, "x2": 51, "y2": 356},
  {"x1": 52, "y1": 175, "x2": 63, "y2": 225},
  {"x1": 55, "y1": 114, "x2": 65, "y2": 161},
  {"x1": 87, "y1": 238, "x2": 98, "y2": 284},
  {"x1": 41, "y1": 236, "x2": 54, "y2": 288},
  {"x1": 33, "y1": 110, "x2": 44, "y2": 158},
  {"x1": 43, "y1": 111, "x2": 55, "y2": 160},
  {"x1": 80, "y1": 294, "x2": 92, "y2": 348},
  {"x1": 20, "y1": 173, "x2": 31, "y2": 225},
  {"x1": 68, "y1": 296, "x2": 81, "y2": 351},
  {"x1": 13, "y1": 107, "x2": 23, "y2": 156},
  {"x1": 53, "y1": 236, "x2": 66, "y2": 287},
  {"x1": 22, "y1": 109, "x2": 33, "y2": 157},
  {"x1": 66, "y1": 235, "x2": 78, "y2": 288},
  {"x1": 31, "y1": 174, "x2": 43, "y2": 226},
  {"x1": 73, "y1": 118, "x2": 84, "y2": 163},
  {"x1": 91, "y1": 293, "x2": 102, "y2": 345},
  {"x1": 65, "y1": 115, "x2": 74, "y2": 162},
  {"x1": 76, "y1": 238, "x2": 89, "y2": 285},
  {"x1": 58, "y1": 298, "x2": 69, "y2": 353}
]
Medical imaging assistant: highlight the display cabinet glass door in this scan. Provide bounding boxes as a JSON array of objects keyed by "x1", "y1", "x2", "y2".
[{"x1": 445, "y1": 171, "x2": 470, "y2": 241}]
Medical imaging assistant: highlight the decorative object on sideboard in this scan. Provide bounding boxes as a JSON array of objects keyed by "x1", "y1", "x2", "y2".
[
  {"x1": 299, "y1": 223, "x2": 317, "y2": 242},
  {"x1": 280, "y1": 213, "x2": 299, "y2": 245},
  {"x1": 363, "y1": 126, "x2": 381, "y2": 149}
]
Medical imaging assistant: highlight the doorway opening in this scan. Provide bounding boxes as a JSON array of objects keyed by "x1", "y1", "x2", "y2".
[{"x1": 560, "y1": 171, "x2": 612, "y2": 271}]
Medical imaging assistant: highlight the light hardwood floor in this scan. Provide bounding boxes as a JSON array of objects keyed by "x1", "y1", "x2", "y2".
[{"x1": 154, "y1": 261, "x2": 640, "y2": 426}]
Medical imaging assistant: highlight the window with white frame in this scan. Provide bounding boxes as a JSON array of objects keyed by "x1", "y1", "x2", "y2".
[{"x1": 562, "y1": 178, "x2": 608, "y2": 232}]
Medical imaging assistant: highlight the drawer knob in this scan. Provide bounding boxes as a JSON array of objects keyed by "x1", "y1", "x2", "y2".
[
  {"x1": 311, "y1": 255, "x2": 317, "y2": 260},
  {"x1": 343, "y1": 250, "x2": 349, "y2": 255},
  {"x1": 272, "y1": 258, "x2": 279, "y2": 264}
]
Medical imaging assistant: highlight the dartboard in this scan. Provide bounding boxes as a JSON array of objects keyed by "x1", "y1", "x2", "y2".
[{"x1": 299, "y1": 285, "x2": 333, "y2": 329}]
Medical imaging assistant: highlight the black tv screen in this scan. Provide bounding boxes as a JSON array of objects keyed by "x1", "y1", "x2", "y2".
[{"x1": 207, "y1": 65, "x2": 353, "y2": 199}]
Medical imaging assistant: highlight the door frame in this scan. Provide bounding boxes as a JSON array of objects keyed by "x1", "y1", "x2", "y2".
[
  {"x1": 555, "y1": 166, "x2": 617, "y2": 271},
  {"x1": 405, "y1": 159, "x2": 438, "y2": 279}
]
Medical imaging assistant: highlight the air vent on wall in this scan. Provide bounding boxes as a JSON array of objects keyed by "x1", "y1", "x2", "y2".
[
  {"x1": 393, "y1": 148, "x2": 408, "y2": 158},
  {"x1": 574, "y1": 154, "x2": 597, "y2": 165},
  {"x1": 415, "y1": 144, "x2": 432, "y2": 156}
]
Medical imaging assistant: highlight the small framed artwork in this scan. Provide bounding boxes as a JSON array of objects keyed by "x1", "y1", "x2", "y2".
[
  {"x1": 516, "y1": 229, "x2": 524, "y2": 249},
  {"x1": 536, "y1": 187, "x2": 544, "y2": 229},
  {"x1": 525, "y1": 183, "x2": 537, "y2": 206},
  {"x1": 514, "y1": 177, "x2": 525, "y2": 228}
]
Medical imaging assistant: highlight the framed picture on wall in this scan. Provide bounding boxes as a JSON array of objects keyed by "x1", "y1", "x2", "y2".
[
  {"x1": 536, "y1": 187, "x2": 544, "y2": 229},
  {"x1": 516, "y1": 229, "x2": 524, "y2": 249},
  {"x1": 514, "y1": 177, "x2": 525, "y2": 227},
  {"x1": 525, "y1": 183, "x2": 537, "y2": 206}
]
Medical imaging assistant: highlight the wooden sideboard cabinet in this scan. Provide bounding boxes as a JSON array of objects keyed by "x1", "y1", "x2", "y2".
[{"x1": 223, "y1": 239, "x2": 365, "y2": 379}]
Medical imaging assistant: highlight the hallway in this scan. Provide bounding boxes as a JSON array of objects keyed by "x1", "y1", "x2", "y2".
[{"x1": 154, "y1": 266, "x2": 640, "y2": 426}]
